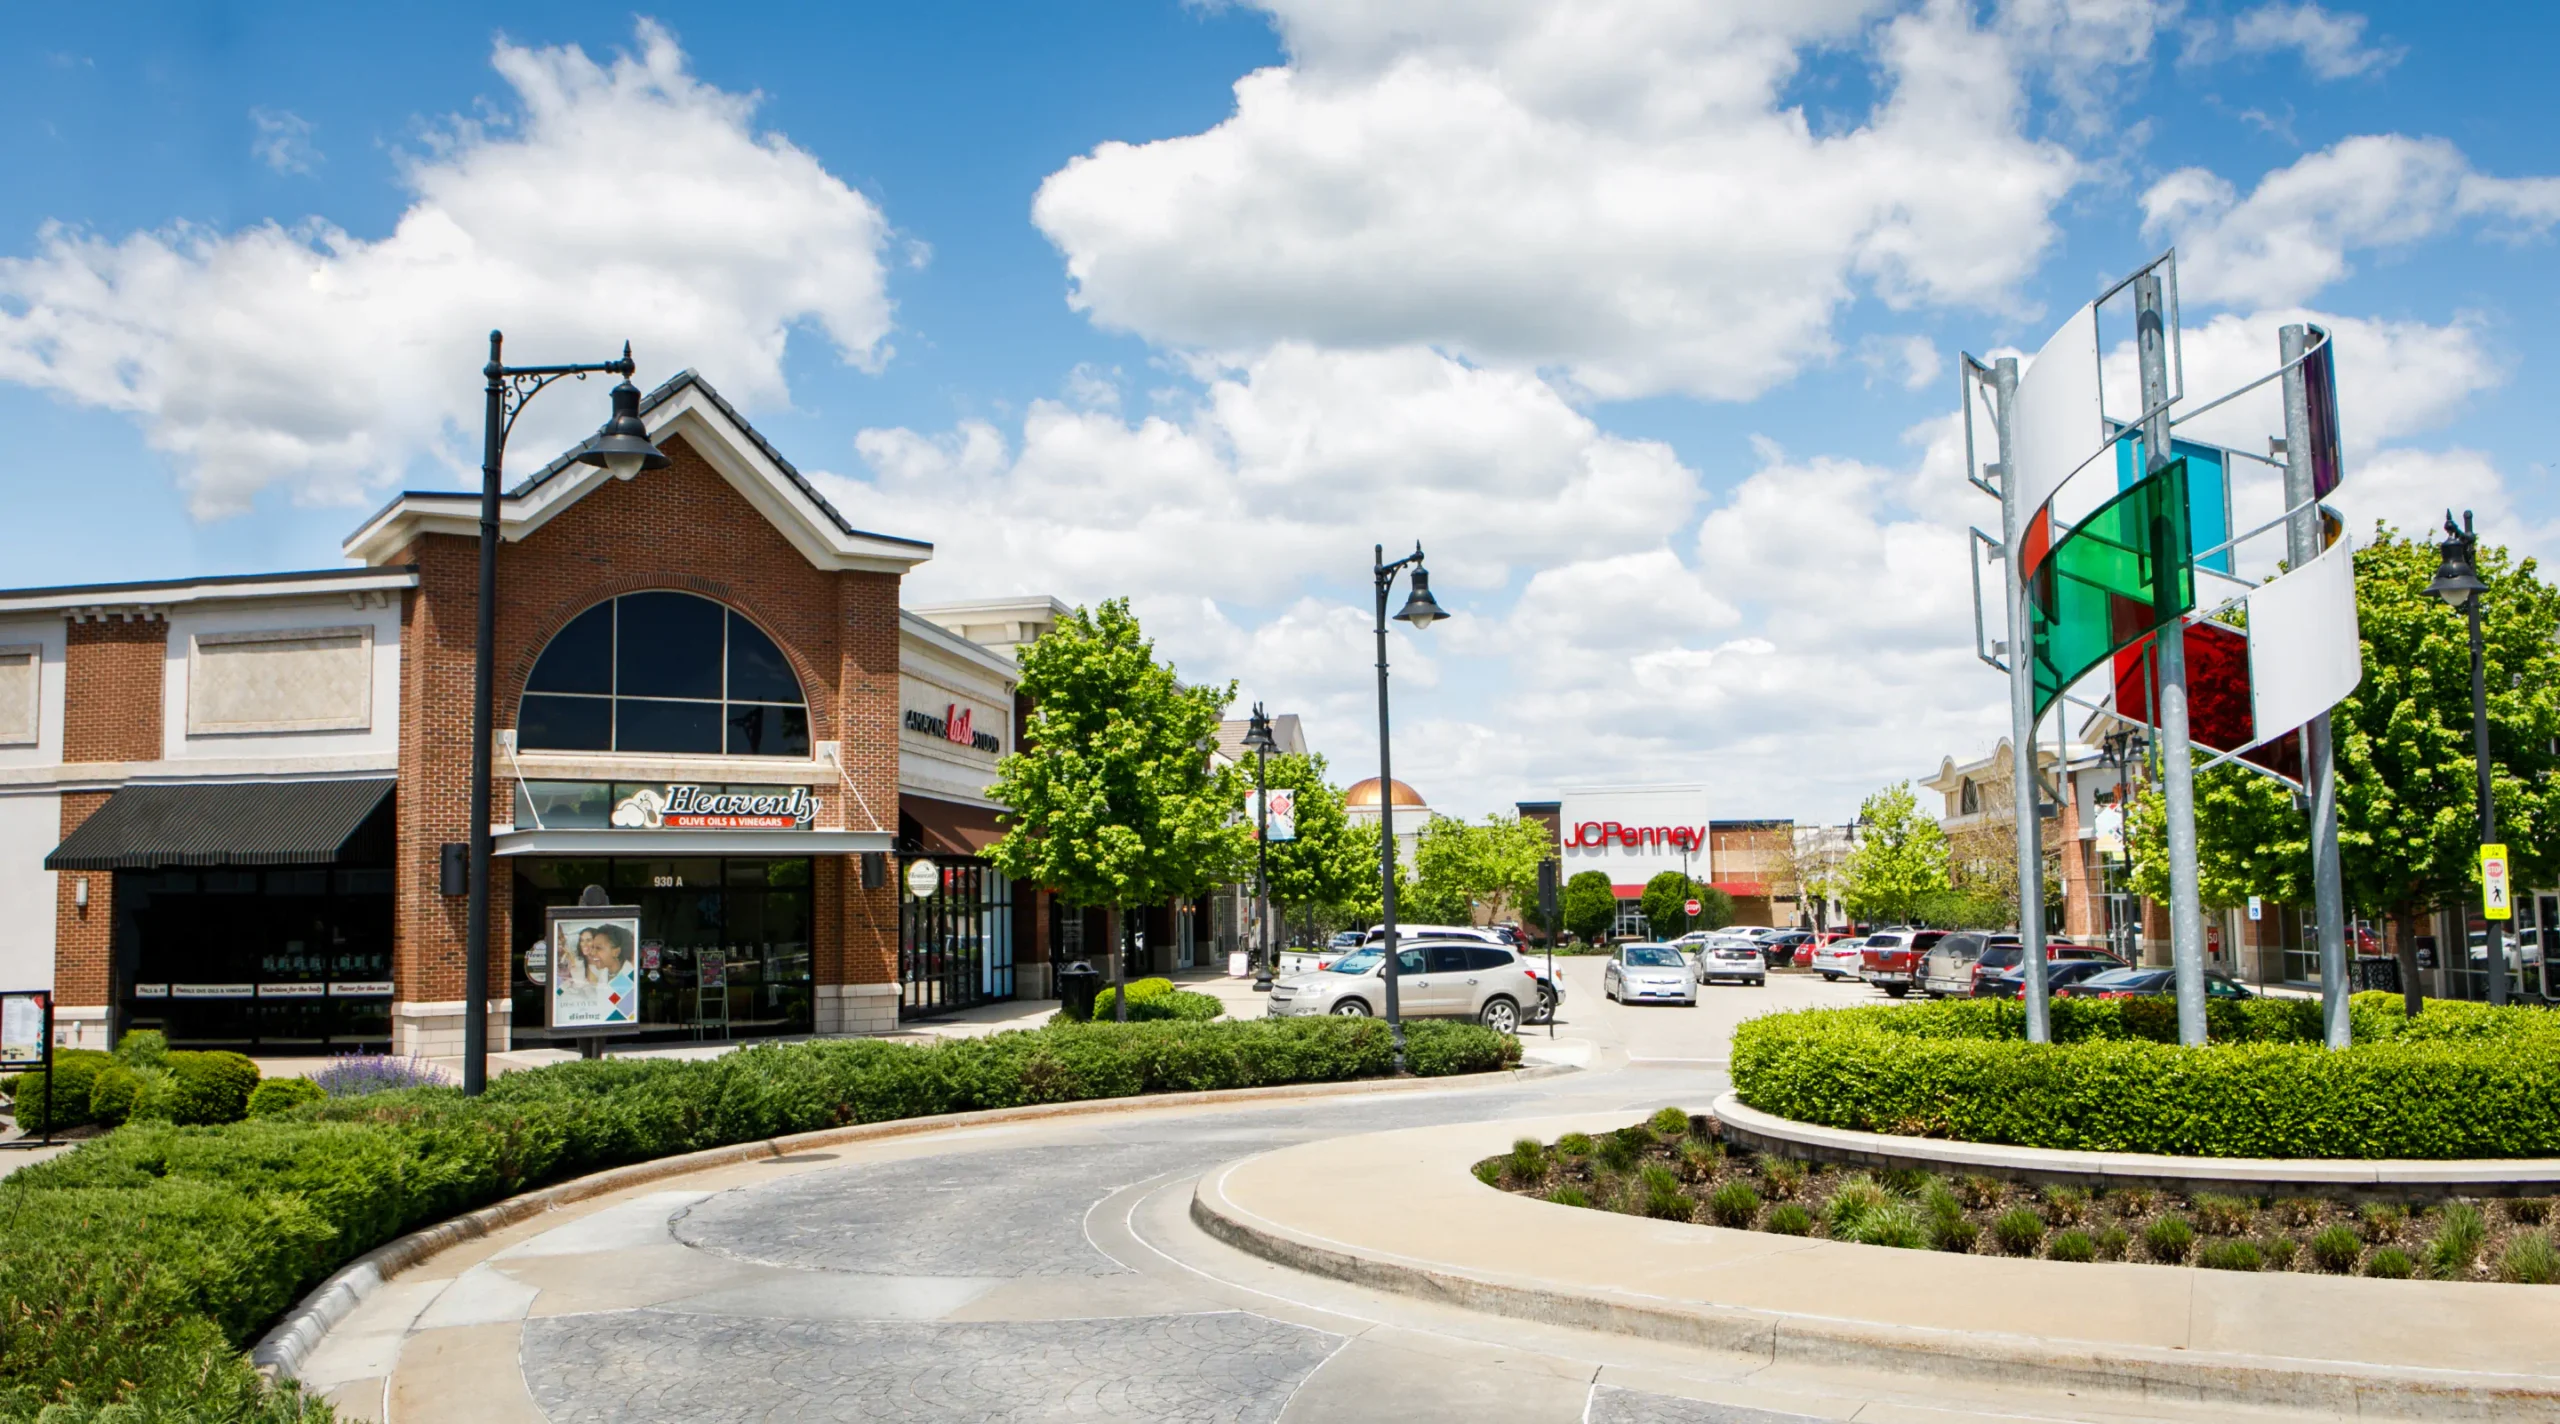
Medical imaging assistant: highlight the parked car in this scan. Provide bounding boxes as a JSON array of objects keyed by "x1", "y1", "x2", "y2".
[
  {"x1": 1856, "y1": 930, "x2": 1949, "y2": 998},
  {"x1": 1694, "y1": 938, "x2": 1768, "y2": 987},
  {"x1": 1973, "y1": 955, "x2": 2126, "y2": 999},
  {"x1": 1918, "y1": 931, "x2": 2014, "y2": 998},
  {"x1": 1810, "y1": 933, "x2": 1872, "y2": 981},
  {"x1": 1268, "y1": 938, "x2": 1557, "y2": 1032},
  {"x1": 1604, "y1": 943, "x2": 1699, "y2": 1006},
  {"x1": 1760, "y1": 930, "x2": 1816, "y2": 967},
  {"x1": 1327, "y1": 931, "x2": 1364, "y2": 950},
  {"x1": 1363, "y1": 923, "x2": 1503, "y2": 945},
  {"x1": 2057, "y1": 966, "x2": 2255, "y2": 1000},
  {"x1": 1968, "y1": 941, "x2": 2121, "y2": 996}
]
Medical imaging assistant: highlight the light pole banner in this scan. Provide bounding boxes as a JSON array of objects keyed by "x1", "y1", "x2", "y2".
[{"x1": 1255, "y1": 789, "x2": 1298, "y2": 842}]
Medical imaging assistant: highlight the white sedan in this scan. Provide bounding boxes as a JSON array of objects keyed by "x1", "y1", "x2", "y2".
[
  {"x1": 1694, "y1": 939, "x2": 1768, "y2": 987},
  {"x1": 1809, "y1": 934, "x2": 1872, "y2": 981},
  {"x1": 1602, "y1": 943, "x2": 1698, "y2": 1006}
]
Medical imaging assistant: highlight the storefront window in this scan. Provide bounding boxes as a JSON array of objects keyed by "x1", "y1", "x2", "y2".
[
  {"x1": 118, "y1": 865, "x2": 394, "y2": 1049},
  {"x1": 518, "y1": 592, "x2": 810, "y2": 757},
  {"x1": 511, "y1": 857, "x2": 814, "y2": 1043},
  {"x1": 899, "y1": 859, "x2": 1014, "y2": 1018}
]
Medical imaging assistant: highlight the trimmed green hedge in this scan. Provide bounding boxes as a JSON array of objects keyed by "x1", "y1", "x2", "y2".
[
  {"x1": 1732, "y1": 992, "x2": 2560, "y2": 1160},
  {"x1": 1082, "y1": 985, "x2": 1223, "y2": 1022},
  {"x1": 0, "y1": 1016, "x2": 1517, "y2": 1422}
]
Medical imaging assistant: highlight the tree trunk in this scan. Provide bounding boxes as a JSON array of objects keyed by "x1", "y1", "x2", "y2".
[
  {"x1": 2393, "y1": 902, "x2": 2424, "y2": 1017},
  {"x1": 1108, "y1": 904, "x2": 1127, "y2": 1022}
]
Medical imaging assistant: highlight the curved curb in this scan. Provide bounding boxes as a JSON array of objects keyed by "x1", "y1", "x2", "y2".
[
  {"x1": 1190, "y1": 1126, "x2": 2560, "y2": 1421},
  {"x1": 250, "y1": 1060, "x2": 1565, "y2": 1382},
  {"x1": 1714, "y1": 1092, "x2": 2560, "y2": 1198}
]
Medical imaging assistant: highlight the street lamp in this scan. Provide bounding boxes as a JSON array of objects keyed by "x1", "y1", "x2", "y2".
[
  {"x1": 2429, "y1": 509, "x2": 2505, "y2": 1007},
  {"x1": 1244, "y1": 703, "x2": 1278, "y2": 992},
  {"x1": 1373, "y1": 543, "x2": 1448, "y2": 1073},
  {"x1": 464, "y1": 333, "x2": 668, "y2": 1095}
]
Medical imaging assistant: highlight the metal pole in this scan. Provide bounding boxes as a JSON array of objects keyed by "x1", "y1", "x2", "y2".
[
  {"x1": 2135, "y1": 275, "x2": 2209, "y2": 1046},
  {"x1": 2467, "y1": 551, "x2": 2508, "y2": 1007},
  {"x1": 1992, "y1": 357, "x2": 2051, "y2": 1042},
  {"x1": 1253, "y1": 739, "x2": 1272, "y2": 991},
  {"x1": 464, "y1": 331, "x2": 504, "y2": 1096},
  {"x1": 1374, "y1": 546, "x2": 1406, "y2": 1072},
  {"x1": 2280, "y1": 325, "x2": 2351, "y2": 1047}
]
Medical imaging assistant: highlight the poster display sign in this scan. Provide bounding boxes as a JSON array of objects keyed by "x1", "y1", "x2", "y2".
[
  {"x1": 0, "y1": 992, "x2": 47, "y2": 1070},
  {"x1": 545, "y1": 904, "x2": 646, "y2": 1032}
]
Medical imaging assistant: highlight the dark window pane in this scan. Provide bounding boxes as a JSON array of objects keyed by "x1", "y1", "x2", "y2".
[
  {"x1": 1466, "y1": 946, "x2": 1510, "y2": 971},
  {"x1": 526, "y1": 602, "x2": 614, "y2": 694},
  {"x1": 766, "y1": 858, "x2": 812, "y2": 887},
  {"x1": 1426, "y1": 945, "x2": 1470, "y2": 973},
  {"x1": 520, "y1": 694, "x2": 612, "y2": 751},
  {"x1": 726, "y1": 703, "x2": 810, "y2": 757},
  {"x1": 616, "y1": 592, "x2": 724, "y2": 699},
  {"x1": 516, "y1": 780, "x2": 613, "y2": 829},
  {"x1": 727, "y1": 611, "x2": 802, "y2": 703},
  {"x1": 617, "y1": 698, "x2": 723, "y2": 754}
]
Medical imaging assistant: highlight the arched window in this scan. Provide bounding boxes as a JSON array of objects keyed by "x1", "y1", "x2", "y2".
[
  {"x1": 518, "y1": 592, "x2": 810, "y2": 757},
  {"x1": 1958, "y1": 779, "x2": 1981, "y2": 815}
]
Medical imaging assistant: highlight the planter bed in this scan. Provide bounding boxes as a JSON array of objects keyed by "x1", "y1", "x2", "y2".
[{"x1": 1478, "y1": 1109, "x2": 2560, "y2": 1285}]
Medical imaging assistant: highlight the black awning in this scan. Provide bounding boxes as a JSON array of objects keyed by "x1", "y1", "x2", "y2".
[{"x1": 47, "y1": 778, "x2": 396, "y2": 871}]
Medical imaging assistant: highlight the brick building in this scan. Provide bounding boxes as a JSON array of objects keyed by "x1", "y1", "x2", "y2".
[{"x1": 1, "y1": 371, "x2": 1070, "y2": 1055}]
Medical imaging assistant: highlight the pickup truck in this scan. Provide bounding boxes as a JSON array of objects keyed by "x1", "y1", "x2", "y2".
[{"x1": 1859, "y1": 929, "x2": 1948, "y2": 998}]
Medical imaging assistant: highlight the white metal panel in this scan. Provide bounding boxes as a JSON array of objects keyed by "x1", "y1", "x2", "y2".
[
  {"x1": 2246, "y1": 538, "x2": 2362, "y2": 739},
  {"x1": 2009, "y1": 303, "x2": 2106, "y2": 522}
]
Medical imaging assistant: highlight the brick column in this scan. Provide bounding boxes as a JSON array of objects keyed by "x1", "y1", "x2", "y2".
[
  {"x1": 52, "y1": 616, "x2": 167, "y2": 1048},
  {"x1": 818, "y1": 569, "x2": 903, "y2": 1035}
]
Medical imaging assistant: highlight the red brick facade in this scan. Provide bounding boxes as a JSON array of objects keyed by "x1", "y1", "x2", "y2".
[
  {"x1": 53, "y1": 618, "x2": 169, "y2": 1009},
  {"x1": 391, "y1": 434, "x2": 906, "y2": 1023}
]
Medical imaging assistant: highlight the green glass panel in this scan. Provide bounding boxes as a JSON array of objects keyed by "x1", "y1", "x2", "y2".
[{"x1": 2030, "y1": 458, "x2": 2193, "y2": 721}]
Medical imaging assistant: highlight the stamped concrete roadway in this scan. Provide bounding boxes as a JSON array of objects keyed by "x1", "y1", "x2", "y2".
[{"x1": 297, "y1": 964, "x2": 2353, "y2": 1424}]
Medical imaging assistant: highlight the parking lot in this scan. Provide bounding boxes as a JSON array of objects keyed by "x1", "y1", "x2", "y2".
[{"x1": 1526, "y1": 954, "x2": 1913, "y2": 1071}]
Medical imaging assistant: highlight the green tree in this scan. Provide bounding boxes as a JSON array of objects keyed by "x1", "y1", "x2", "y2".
[
  {"x1": 986, "y1": 600, "x2": 1251, "y2": 1019},
  {"x1": 2126, "y1": 527, "x2": 2560, "y2": 971},
  {"x1": 1562, "y1": 869, "x2": 1619, "y2": 945},
  {"x1": 1639, "y1": 872, "x2": 1731, "y2": 938},
  {"x1": 1252, "y1": 753, "x2": 1372, "y2": 921},
  {"x1": 1840, "y1": 783, "x2": 1951, "y2": 927},
  {"x1": 1409, "y1": 814, "x2": 1555, "y2": 927}
]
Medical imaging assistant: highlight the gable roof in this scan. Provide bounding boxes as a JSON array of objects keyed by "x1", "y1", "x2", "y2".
[{"x1": 342, "y1": 370, "x2": 931, "y2": 574}]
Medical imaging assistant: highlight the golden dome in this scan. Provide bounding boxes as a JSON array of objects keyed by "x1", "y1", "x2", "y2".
[{"x1": 1343, "y1": 777, "x2": 1427, "y2": 809}]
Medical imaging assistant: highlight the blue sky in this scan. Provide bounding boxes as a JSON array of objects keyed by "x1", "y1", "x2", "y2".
[{"x1": 3, "y1": 2, "x2": 2553, "y2": 820}]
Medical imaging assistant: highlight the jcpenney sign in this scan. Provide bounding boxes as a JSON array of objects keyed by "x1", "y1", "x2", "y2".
[
  {"x1": 905, "y1": 703, "x2": 1001, "y2": 754},
  {"x1": 1566, "y1": 822, "x2": 1709, "y2": 851}
]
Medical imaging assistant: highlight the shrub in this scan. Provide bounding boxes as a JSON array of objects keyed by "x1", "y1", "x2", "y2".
[
  {"x1": 1648, "y1": 1106, "x2": 1692, "y2": 1138},
  {"x1": 2191, "y1": 1194, "x2": 2253, "y2": 1236},
  {"x1": 1547, "y1": 1184, "x2": 1591, "y2": 1209},
  {"x1": 1472, "y1": 1159, "x2": 1502, "y2": 1187},
  {"x1": 1992, "y1": 1207, "x2": 2046, "y2": 1257},
  {"x1": 1760, "y1": 1157, "x2": 1806, "y2": 1201},
  {"x1": 1877, "y1": 1166, "x2": 1929, "y2": 1196},
  {"x1": 0, "y1": 1015, "x2": 1509, "y2": 1419},
  {"x1": 158, "y1": 1051, "x2": 260, "y2": 1125},
  {"x1": 1555, "y1": 1132, "x2": 1596, "y2": 1159},
  {"x1": 2197, "y1": 1239, "x2": 2263, "y2": 1272},
  {"x1": 1086, "y1": 985, "x2": 1222, "y2": 1023},
  {"x1": 1730, "y1": 998, "x2": 2560, "y2": 1159},
  {"x1": 2497, "y1": 1232, "x2": 2560, "y2": 1284},
  {"x1": 4, "y1": 1050, "x2": 112, "y2": 1132},
  {"x1": 2040, "y1": 1185, "x2": 2089, "y2": 1227},
  {"x1": 2046, "y1": 1229, "x2": 2097, "y2": 1263},
  {"x1": 1506, "y1": 1138, "x2": 1549, "y2": 1182},
  {"x1": 2144, "y1": 1215, "x2": 2195, "y2": 1264},
  {"x1": 2366, "y1": 1246, "x2": 2415, "y2": 1279},
  {"x1": 1638, "y1": 1164, "x2": 1692, "y2": 1221},
  {"x1": 113, "y1": 1029, "x2": 170, "y2": 1069},
  {"x1": 2274, "y1": 1197, "x2": 2324, "y2": 1228},
  {"x1": 1707, "y1": 1180, "x2": 1762, "y2": 1228},
  {"x1": 85, "y1": 1064, "x2": 146, "y2": 1126},
  {"x1": 2505, "y1": 1197, "x2": 2552, "y2": 1226},
  {"x1": 311, "y1": 1054, "x2": 453, "y2": 1097},
  {"x1": 1844, "y1": 1202, "x2": 1927, "y2": 1249},
  {"x1": 2424, "y1": 1203, "x2": 2487, "y2": 1279},
  {"x1": 1597, "y1": 1128, "x2": 1645, "y2": 1173},
  {"x1": 2260, "y1": 1236, "x2": 2299, "y2": 1271},
  {"x1": 2309, "y1": 1224, "x2": 2363, "y2": 1273},
  {"x1": 1765, "y1": 1202, "x2": 1815, "y2": 1236},
  {"x1": 1957, "y1": 1174, "x2": 2006, "y2": 1210},
  {"x1": 2114, "y1": 1186, "x2": 2156, "y2": 1218},
  {"x1": 1826, "y1": 1175, "x2": 1890, "y2": 1237},
  {"x1": 2095, "y1": 1225, "x2": 2131, "y2": 1261},
  {"x1": 2360, "y1": 1203, "x2": 2407, "y2": 1244},
  {"x1": 248, "y1": 1078, "x2": 327, "y2": 1118},
  {"x1": 1677, "y1": 1140, "x2": 1720, "y2": 1180}
]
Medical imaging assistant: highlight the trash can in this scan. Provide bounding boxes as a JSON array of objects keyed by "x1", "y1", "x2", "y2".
[
  {"x1": 1057, "y1": 960, "x2": 1102, "y2": 1022},
  {"x1": 2353, "y1": 955, "x2": 2402, "y2": 993}
]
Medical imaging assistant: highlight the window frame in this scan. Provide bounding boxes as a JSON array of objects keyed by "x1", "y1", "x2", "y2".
[{"x1": 518, "y1": 593, "x2": 811, "y2": 759}]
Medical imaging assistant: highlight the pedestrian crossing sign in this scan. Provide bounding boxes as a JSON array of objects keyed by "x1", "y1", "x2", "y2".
[{"x1": 2482, "y1": 843, "x2": 2512, "y2": 921}]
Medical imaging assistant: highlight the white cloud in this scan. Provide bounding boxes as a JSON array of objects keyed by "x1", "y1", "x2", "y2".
[
  {"x1": 249, "y1": 108, "x2": 321, "y2": 175},
  {"x1": 2144, "y1": 134, "x2": 2560, "y2": 309},
  {"x1": 1030, "y1": 0, "x2": 2081, "y2": 402},
  {"x1": 2228, "y1": 3, "x2": 2402, "y2": 79},
  {"x1": 0, "y1": 21, "x2": 895, "y2": 516},
  {"x1": 1860, "y1": 333, "x2": 1946, "y2": 391}
]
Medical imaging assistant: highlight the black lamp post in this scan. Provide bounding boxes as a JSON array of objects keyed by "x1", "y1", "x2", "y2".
[
  {"x1": 2429, "y1": 509, "x2": 2506, "y2": 1007},
  {"x1": 1244, "y1": 704, "x2": 1278, "y2": 992},
  {"x1": 1373, "y1": 542, "x2": 1448, "y2": 1073},
  {"x1": 464, "y1": 333, "x2": 668, "y2": 1095}
]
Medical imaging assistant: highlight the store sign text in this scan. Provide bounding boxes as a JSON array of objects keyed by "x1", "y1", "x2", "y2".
[
  {"x1": 906, "y1": 703, "x2": 1001, "y2": 754},
  {"x1": 1566, "y1": 822, "x2": 1710, "y2": 851},
  {"x1": 611, "y1": 784, "x2": 817, "y2": 831}
]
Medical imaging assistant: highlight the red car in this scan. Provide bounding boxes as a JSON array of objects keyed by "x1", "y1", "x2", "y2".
[{"x1": 1859, "y1": 929, "x2": 1949, "y2": 998}]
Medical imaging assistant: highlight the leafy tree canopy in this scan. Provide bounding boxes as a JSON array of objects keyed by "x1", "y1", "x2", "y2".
[
  {"x1": 1562, "y1": 869, "x2": 1619, "y2": 944},
  {"x1": 1408, "y1": 814, "x2": 1554, "y2": 927},
  {"x1": 1640, "y1": 872, "x2": 1731, "y2": 937},
  {"x1": 1840, "y1": 783, "x2": 1951, "y2": 927},
  {"x1": 986, "y1": 599, "x2": 1251, "y2": 911}
]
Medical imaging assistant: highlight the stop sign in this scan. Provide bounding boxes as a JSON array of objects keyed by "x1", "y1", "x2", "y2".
[{"x1": 1684, "y1": 898, "x2": 1702, "y2": 916}]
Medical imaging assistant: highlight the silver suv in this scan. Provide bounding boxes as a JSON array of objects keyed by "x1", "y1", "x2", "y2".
[{"x1": 1267, "y1": 939, "x2": 1554, "y2": 1033}]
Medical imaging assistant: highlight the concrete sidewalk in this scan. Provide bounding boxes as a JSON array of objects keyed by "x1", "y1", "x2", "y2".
[{"x1": 1194, "y1": 1113, "x2": 2560, "y2": 1418}]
